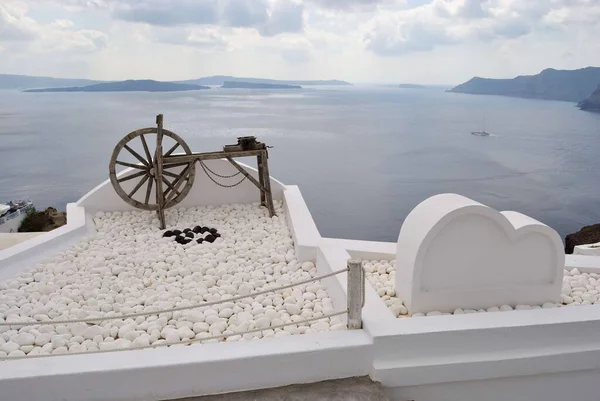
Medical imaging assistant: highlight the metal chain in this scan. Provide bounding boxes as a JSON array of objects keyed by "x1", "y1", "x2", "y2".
[
  {"x1": 200, "y1": 161, "x2": 247, "y2": 188},
  {"x1": 199, "y1": 160, "x2": 242, "y2": 178},
  {"x1": 0, "y1": 268, "x2": 349, "y2": 327}
]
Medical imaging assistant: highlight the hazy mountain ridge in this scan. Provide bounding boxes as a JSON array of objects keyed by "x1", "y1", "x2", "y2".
[
  {"x1": 221, "y1": 81, "x2": 301, "y2": 89},
  {"x1": 0, "y1": 73, "x2": 352, "y2": 90},
  {"x1": 397, "y1": 84, "x2": 426, "y2": 89},
  {"x1": 449, "y1": 67, "x2": 600, "y2": 102},
  {"x1": 578, "y1": 84, "x2": 600, "y2": 112},
  {"x1": 24, "y1": 80, "x2": 209, "y2": 93},
  {"x1": 0, "y1": 74, "x2": 103, "y2": 90},
  {"x1": 178, "y1": 75, "x2": 351, "y2": 86}
]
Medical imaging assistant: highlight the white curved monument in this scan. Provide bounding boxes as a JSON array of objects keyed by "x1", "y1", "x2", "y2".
[{"x1": 395, "y1": 193, "x2": 565, "y2": 314}]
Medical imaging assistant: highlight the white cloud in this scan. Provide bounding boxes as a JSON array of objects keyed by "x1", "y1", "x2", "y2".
[
  {"x1": 1, "y1": 0, "x2": 600, "y2": 84},
  {"x1": 0, "y1": 3, "x2": 39, "y2": 41},
  {"x1": 153, "y1": 26, "x2": 228, "y2": 50},
  {"x1": 1, "y1": 2, "x2": 108, "y2": 53}
]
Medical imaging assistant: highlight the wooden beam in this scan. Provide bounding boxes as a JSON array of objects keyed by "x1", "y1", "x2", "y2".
[
  {"x1": 154, "y1": 114, "x2": 166, "y2": 229},
  {"x1": 224, "y1": 156, "x2": 268, "y2": 193}
]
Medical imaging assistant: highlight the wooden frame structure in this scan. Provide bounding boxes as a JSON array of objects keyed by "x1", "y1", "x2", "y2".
[{"x1": 109, "y1": 114, "x2": 275, "y2": 229}]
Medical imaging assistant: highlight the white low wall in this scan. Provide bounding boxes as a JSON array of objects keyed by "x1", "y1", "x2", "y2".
[
  {"x1": 574, "y1": 242, "x2": 600, "y2": 256},
  {"x1": 0, "y1": 203, "x2": 89, "y2": 281},
  {"x1": 78, "y1": 159, "x2": 286, "y2": 213},
  {"x1": 320, "y1": 237, "x2": 600, "y2": 401},
  {"x1": 284, "y1": 186, "x2": 321, "y2": 262},
  {"x1": 1, "y1": 331, "x2": 373, "y2": 401}
]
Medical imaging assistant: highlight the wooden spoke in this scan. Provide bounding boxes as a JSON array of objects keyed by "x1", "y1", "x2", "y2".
[
  {"x1": 128, "y1": 175, "x2": 149, "y2": 198},
  {"x1": 109, "y1": 124, "x2": 195, "y2": 212},
  {"x1": 162, "y1": 170, "x2": 180, "y2": 179},
  {"x1": 140, "y1": 134, "x2": 152, "y2": 164},
  {"x1": 124, "y1": 144, "x2": 149, "y2": 167},
  {"x1": 115, "y1": 160, "x2": 146, "y2": 170},
  {"x1": 144, "y1": 176, "x2": 153, "y2": 205},
  {"x1": 164, "y1": 164, "x2": 192, "y2": 199},
  {"x1": 117, "y1": 170, "x2": 148, "y2": 183},
  {"x1": 162, "y1": 176, "x2": 182, "y2": 197},
  {"x1": 164, "y1": 142, "x2": 180, "y2": 157}
]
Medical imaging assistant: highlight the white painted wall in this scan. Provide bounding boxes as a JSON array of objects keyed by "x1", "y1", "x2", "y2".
[
  {"x1": 0, "y1": 203, "x2": 89, "y2": 281},
  {"x1": 395, "y1": 194, "x2": 564, "y2": 314},
  {"x1": 321, "y1": 236, "x2": 600, "y2": 401},
  {"x1": 78, "y1": 159, "x2": 286, "y2": 213},
  {"x1": 1, "y1": 331, "x2": 373, "y2": 401},
  {"x1": 386, "y1": 369, "x2": 600, "y2": 401},
  {"x1": 574, "y1": 242, "x2": 600, "y2": 256},
  {"x1": 284, "y1": 186, "x2": 321, "y2": 262}
]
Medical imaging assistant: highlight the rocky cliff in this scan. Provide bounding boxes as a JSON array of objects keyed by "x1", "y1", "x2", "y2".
[
  {"x1": 449, "y1": 67, "x2": 600, "y2": 102},
  {"x1": 578, "y1": 84, "x2": 600, "y2": 112}
]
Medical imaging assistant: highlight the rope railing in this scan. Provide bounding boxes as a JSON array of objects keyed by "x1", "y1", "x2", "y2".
[
  {"x1": 0, "y1": 310, "x2": 347, "y2": 361},
  {"x1": 0, "y1": 268, "x2": 349, "y2": 328},
  {"x1": 0, "y1": 260, "x2": 365, "y2": 361}
]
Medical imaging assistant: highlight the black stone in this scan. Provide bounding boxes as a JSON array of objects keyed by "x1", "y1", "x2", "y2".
[
  {"x1": 183, "y1": 228, "x2": 192, "y2": 233},
  {"x1": 200, "y1": 226, "x2": 209, "y2": 234},
  {"x1": 196, "y1": 238, "x2": 204, "y2": 244},
  {"x1": 172, "y1": 230, "x2": 182, "y2": 236},
  {"x1": 204, "y1": 234, "x2": 216, "y2": 243},
  {"x1": 209, "y1": 228, "x2": 218, "y2": 235},
  {"x1": 565, "y1": 223, "x2": 600, "y2": 254},
  {"x1": 181, "y1": 238, "x2": 192, "y2": 245},
  {"x1": 162, "y1": 230, "x2": 174, "y2": 238},
  {"x1": 175, "y1": 235, "x2": 185, "y2": 243},
  {"x1": 185, "y1": 231, "x2": 194, "y2": 238},
  {"x1": 213, "y1": 233, "x2": 221, "y2": 238},
  {"x1": 193, "y1": 226, "x2": 202, "y2": 234}
]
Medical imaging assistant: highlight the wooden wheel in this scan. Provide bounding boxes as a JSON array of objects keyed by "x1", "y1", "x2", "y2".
[{"x1": 109, "y1": 127, "x2": 196, "y2": 211}]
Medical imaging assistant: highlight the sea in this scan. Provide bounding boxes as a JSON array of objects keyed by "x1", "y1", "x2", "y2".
[{"x1": 1, "y1": 86, "x2": 599, "y2": 242}]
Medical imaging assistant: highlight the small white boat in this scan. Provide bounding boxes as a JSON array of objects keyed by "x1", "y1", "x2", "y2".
[
  {"x1": 0, "y1": 200, "x2": 34, "y2": 233},
  {"x1": 471, "y1": 116, "x2": 490, "y2": 136},
  {"x1": 471, "y1": 130, "x2": 490, "y2": 136}
]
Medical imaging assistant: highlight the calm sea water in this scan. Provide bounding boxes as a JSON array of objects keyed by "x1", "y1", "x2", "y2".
[{"x1": 1, "y1": 86, "x2": 599, "y2": 242}]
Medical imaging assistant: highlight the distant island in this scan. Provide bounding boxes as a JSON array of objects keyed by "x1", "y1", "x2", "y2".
[
  {"x1": 24, "y1": 80, "x2": 210, "y2": 93},
  {"x1": 180, "y1": 75, "x2": 351, "y2": 86},
  {"x1": 578, "y1": 84, "x2": 600, "y2": 112},
  {"x1": 0, "y1": 73, "x2": 351, "y2": 91},
  {"x1": 397, "y1": 84, "x2": 426, "y2": 89},
  {"x1": 221, "y1": 81, "x2": 301, "y2": 89},
  {"x1": 448, "y1": 67, "x2": 600, "y2": 103}
]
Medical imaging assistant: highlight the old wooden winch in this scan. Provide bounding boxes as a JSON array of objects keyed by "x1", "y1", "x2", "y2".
[{"x1": 109, "y1": 114, "x2": 275, "y2": 229}]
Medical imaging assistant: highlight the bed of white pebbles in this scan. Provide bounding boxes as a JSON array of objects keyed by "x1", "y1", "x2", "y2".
[
  {"x1": 0, "y1": 201, "x2": 343, "y2": 359},
  {"x1": 364, "y1": 259, "x2": 600, "y2": 317}
]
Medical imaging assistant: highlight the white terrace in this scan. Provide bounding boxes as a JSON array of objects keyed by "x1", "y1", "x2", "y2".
[{"x1": 1, "y1": 160, "x2": 600, "y2": 401}]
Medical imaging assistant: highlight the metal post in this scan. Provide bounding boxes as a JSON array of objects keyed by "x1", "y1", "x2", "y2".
[{"x1": 347, "y1": 259, "x2": 364, "y2": 329}]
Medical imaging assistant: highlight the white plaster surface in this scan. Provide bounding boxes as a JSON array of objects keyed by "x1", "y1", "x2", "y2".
[
  {"x1": 0, "y1": 233, "x2": 44, "y2": 251},
  {"x1": 283, "y1": 186, "x2": 321, "y2": 262},
  {"x1": 396, "y1": 194, "x2": 564, "y2": 313},
  {"x1": 365, "y1": 259, "x2": 600, "y2": 317},
  {"x1": 1, "y1": 330, "x2": 373, "y2": 401},
  {"x1": 78, "y1": 160, "x2": 285, "y2": 214},
  {"x1": 574, "y1": 242, "x2": 600, "y2": 256}
]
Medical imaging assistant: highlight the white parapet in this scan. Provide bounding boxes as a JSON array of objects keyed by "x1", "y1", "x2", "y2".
[
  {"x1": 395, "y1": 193, "x2": 565, "y2": 314},
  {"x1": 574, "y1": 242, "x2": 600, "y2": 256}
]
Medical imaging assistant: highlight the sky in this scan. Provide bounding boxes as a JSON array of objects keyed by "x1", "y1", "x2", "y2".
[{"x1": 1, "y1": 0, "x2": 599, "y2": 85}]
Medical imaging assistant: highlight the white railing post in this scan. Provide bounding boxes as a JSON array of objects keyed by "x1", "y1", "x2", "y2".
[{"x1": 347, "y1": 259, "x2": 364, "y2": 329}]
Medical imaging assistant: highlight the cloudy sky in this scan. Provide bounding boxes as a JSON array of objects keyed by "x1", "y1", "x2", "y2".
[{"x1": 1, "y1": 0, "x2": 599, "y2": 84}]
